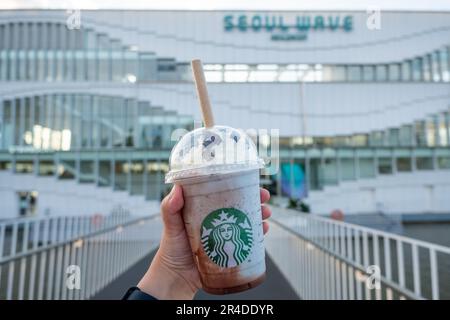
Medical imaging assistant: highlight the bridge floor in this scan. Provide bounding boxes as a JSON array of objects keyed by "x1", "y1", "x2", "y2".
[{"x1": 93, "y1": 249, "x2": 299, "y2": 300}]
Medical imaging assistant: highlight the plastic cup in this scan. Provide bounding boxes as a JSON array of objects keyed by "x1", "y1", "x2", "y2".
[{"x1": 166, "y1": 125, "x2": 266, "y2": 294}]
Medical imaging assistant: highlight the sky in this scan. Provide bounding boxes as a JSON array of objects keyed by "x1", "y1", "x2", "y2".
[{"x1": 1, "y1": 0, "x2": 450, "y2": 11}]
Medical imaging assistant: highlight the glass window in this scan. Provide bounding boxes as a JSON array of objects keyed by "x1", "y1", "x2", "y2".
[
  {"x1": 146, "y1": 161, "x2": 165, "y2": 200},
  {"x1": 15, "y1": 161, "x2": 33, "y2": 174},
  {"x1": 59, "y1": 160, "x2": 75, "y2": 180},
  {"x1": 321, "y1": 158, "x2": 338, "y2": 185},
  {"x1": 138, "y1": 52, "x2": 156, "y2": 81},
  {"x1": 321, "y1": 65, "x2": 333, "y2": 82},
  {"x1": 416, "y1": 157, "x2": 433, "y2": 170},
  {"x1": 91, "y1": 96, "x2": 100, "y2": 148},
  {"x1": 387, "y1": 128, "x2": 399, "y2": 146},
  {"x1": 0, "y1": 24, "x2": 4, "y2": 50},
  {"x1": 85, "y1": 29, "x2": 96, "y2": 50},
  {"x1": 388, "y1": 64, "x2": 400, "y2": 81},
  {"x1": 426, "y1": 117, "x2": 437, "y2": 147},
  {"x1": 124, "y1": 48, "x2": 138, "y2": 83},
  {"x1": 0, "y1": 161, "x2": 12, "y2": 170},
  {"x1": 378, "y1": 157, "x2": 392, "y2": 174},
  {"x1": 38, "y1": 160, "x2": 54, "y2": 176},
  {"x1": 2, "y1": 100, "x2": 12, "y2": 148},
  {"x1": 57, "y1": 23, "x2": 66, "y2": 50},
  {"x1": 11, "y1": 23, "x2": 19, "y2": 50},
  {"x1": 340, "y1": 157, "x2": 355, "y2": 180},
  {"x1": 331, "y1": 66, "x2": 346, "y2": 81},
  {"x1": 111, "y1": 97, "x2": 125, "y2": 147},
  {"x1": 75, "y1": 50, "x2": 85, "y2": 81},
  {"x1": 124, "y1": 99, "x2": 137, "y2": 147},
  {"x1": 350, "y1": 134, "x2": 368, "y2": 147},
  {"x1": 30, "y1": 23, "x2": 39, "y2": 51},
  {"x1": 396, "y1": 157, "x2": 411, "y2": 172},
  {"x1": 80, "y1": 95, "x2": 92, "y2": 148},
  {"x1": 36, "y1": 50, "x2": 45, "y2": 81},
  {"x1": 98, "y1": 50, "x2": 110, "y2": 81},
  {"x1": 45, "y1": 23, "x2": 52, "y2": 50},
  {"x1": 86, "y1": 50, "x2": 96, "y2": 81},
  {"x1": 99, "y1": 96, "x2": 112, "y2": 147},
  {"x1": 308, "y1": 158, "x2": 322, "y2": 190},
  {"x1": 98, "y1": 160, "x2": 111, "y2": 186},
  {"x1": 46, "y1": 50, "x2": 55, "y2": 81},
  {"x1": 18, "y1": 22, "x2": 26, "y2": 49},
  {"x1": 177, "y1": 63, "x2": 191, "y2": 81},
  {"x1": 55, "y1": 50, "x2": 63, "y2": 81},
  {"x1": 423, "y1": 54, "x2": 432, "y2": 81},
  {"x1": 18, "y1": 50, "x2": 26, "y2": 80},
  {"x1": 9, "y1": 50, "x2": 17, "y2": 81},
  {"x1": 27, "y1": 50, "x2": 36, "y2": 81},
  {"x1": 0, "y1": 50, "x2": 6, "y2": 80},
  {"x1": 440, "y1": 47, "x2": 449, "y2": 82},
  {"x1": 34, "y1": 96, "x2": 43, "y2": 148},
  {"x1": 412, "y1": 57, "x2": 423, "y2": 81},
  {"x1": 109, "y1": 48, "x2": 122, "y2": 82},
  {"x1": 447, "y1": 111, "x2": 450, "y2": 145},
  {"x1": 414, "y1": 120, "x2": 427, "y2": 146},
  {"x1": 23, "y1": 97, "x2": 32, "y2": 146},
  {"x1": 80, "y1": 160, "x2": 94, "y2": 183},
  {"x1": 438, "y1": 156, "x2": 450, "y2": 169},
  {"x1": 359, "y1": 158, "x2": 375, "y2": 178},
  {"x1": 13, "y1": 98, "x2": 20, "y2": 146},
  {"x1": 5, "y1": 23, "x2": 12, "y2": 49},
  {"x1": 438, "y1": 113, "x2": 448, "y2": 146},
  {"x1": 362, "y1": 66, "x2": 375, "y2": 82},
  {"x1": 71, "y1": 94, "x2": 82, "y2": 148},
  {"x1": 347, "y1": 65, "x2": 361, "y2": 82},
  {"x1": 130, "y1": 161, "x2": 144, "y2": 195},
  {"x1": 48, "y1": 23, "x2": 57, "y2": 50},
  {"x1": 399, "y1": 125, "x2": 413, "y2": 146},
  {"x1": 375, "y1": 65, "x2": 387, "y2": 81},
  {"x1": 114, "y1": 160, "x2": 127, "y2": 191},
  {"x1": 369, "y1": 131, "x2": 384, "y2": 146},
  {"x1": 74, "y1": 29, "x2": 84, "y2": 50},
  {"x1": 431, "y1": 51, "x2": 441, "y2": 82},
  {"x1": 401, "y1": 60, "x2": 411, "y2": 81}
]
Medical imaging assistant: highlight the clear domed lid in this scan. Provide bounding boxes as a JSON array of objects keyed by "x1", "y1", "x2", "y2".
[{"x1": 165, "y1": 125, "x2": 264, "y2": 183}]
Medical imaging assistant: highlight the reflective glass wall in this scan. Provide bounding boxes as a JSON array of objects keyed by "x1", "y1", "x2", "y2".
[
  {"x1": 1, "y1": 21, "x2": 449, "y2": 83},
  {"x1": 0, "y1": 93, "x2": 194, "y2": 151}
]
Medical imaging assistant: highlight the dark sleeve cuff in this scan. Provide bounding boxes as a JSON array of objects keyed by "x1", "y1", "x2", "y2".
[{"x1": 122, "y1": 286, "x2": 158, "y2": 300}]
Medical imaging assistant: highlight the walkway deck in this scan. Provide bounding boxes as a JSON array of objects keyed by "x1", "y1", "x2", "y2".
[{"x1": 93, "y1": 249, "x2": 299, "y2": 300}]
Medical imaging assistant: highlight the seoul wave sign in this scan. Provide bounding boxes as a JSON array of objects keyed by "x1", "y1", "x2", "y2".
[{"x1": 223, "y1": 14, "x2": 353, "y2": 41}]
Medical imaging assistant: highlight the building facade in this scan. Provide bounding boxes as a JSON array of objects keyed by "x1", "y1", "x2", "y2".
[{"x1": 0, "y1": 10, "x2": 450, "y2": 218}]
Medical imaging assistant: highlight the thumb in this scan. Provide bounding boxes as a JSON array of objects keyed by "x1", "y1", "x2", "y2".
[{"x1": 160, "y1": 185, "x2": 185, "y2": 237}]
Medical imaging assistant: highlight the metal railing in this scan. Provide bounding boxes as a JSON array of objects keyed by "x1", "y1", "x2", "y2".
[
  {"x1": 266, "y1": 207, "x2": 450, "y2": 300},
  {"x1": 0, "y1": 214, "x2": 162, "y2": 300}
]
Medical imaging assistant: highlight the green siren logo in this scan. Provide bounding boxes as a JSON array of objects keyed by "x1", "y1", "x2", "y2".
[{"x1": 201, "y1": 208, "x2": 253, "y2": 268}]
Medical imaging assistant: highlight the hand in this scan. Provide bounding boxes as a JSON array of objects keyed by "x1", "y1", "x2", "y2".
[{"x1": 137, "y1": 185, "x2": 272, "y2": 300}]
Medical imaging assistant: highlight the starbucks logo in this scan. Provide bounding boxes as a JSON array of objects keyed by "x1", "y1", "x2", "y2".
[{"x1": 201, "y1": 208, "x2": 253, "y2": 268}]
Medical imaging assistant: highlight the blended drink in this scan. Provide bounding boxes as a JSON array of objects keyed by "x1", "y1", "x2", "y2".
[{"x1": 166, "y1": 125, "x2": 266, "y2": 294}]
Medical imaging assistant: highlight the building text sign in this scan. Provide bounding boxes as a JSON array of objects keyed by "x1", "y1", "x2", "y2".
[{"x1": 224, "y1": 14, "x2": 353, "y2": 41}]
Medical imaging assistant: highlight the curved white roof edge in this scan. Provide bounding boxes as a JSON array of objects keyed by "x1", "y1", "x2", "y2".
[{"x1": 1, "y1": 0, "x2": 450, "y2": 12}]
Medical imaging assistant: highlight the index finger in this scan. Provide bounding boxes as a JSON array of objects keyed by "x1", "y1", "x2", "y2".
[{"x1": 260, "y1": 188, "x2": 270, "y2": 203}]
